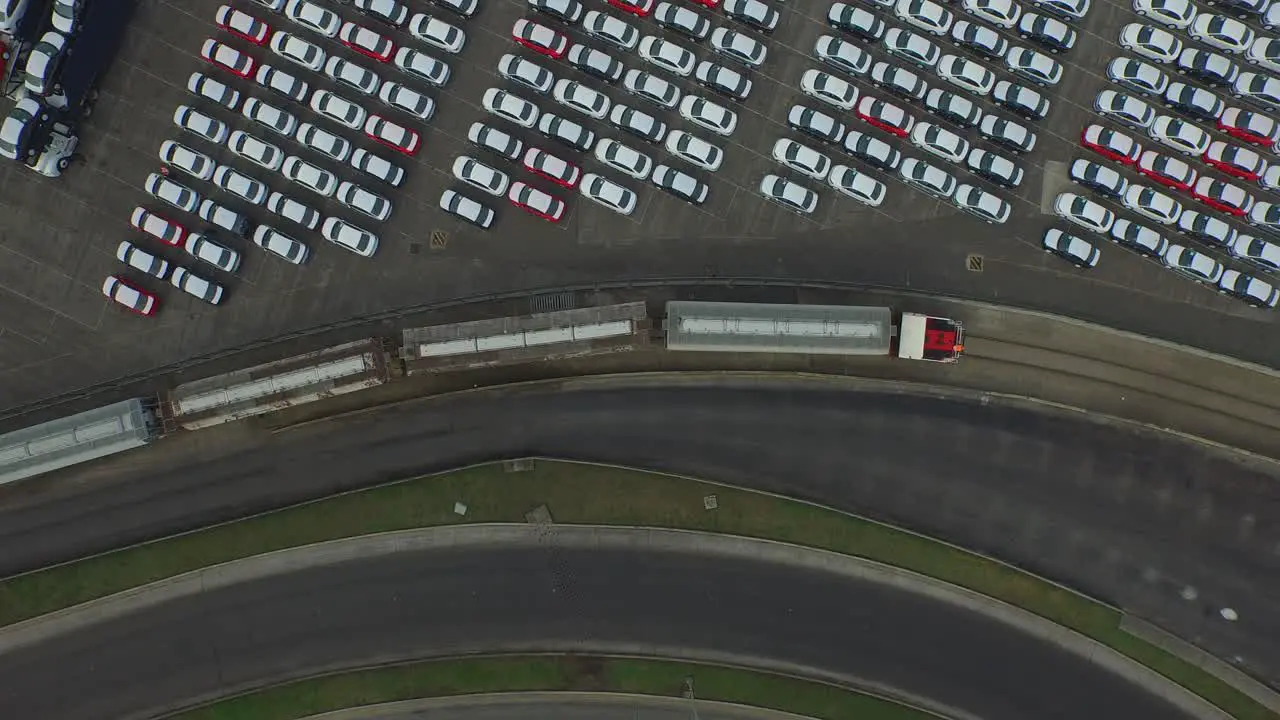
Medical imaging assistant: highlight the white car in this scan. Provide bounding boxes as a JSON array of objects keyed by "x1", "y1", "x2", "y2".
[
  {"x1": 1054, "y1": 192, "x2": 1115, "y2": 233},
  {"x1": 379, "y1": 82, "x2": 435, "y2": 121},
  {"x1": 963, "y1": 0, "x2": 1021, "y2": 29},
  {"x1": 1230, "y1": 234, "x2": 1280, "y2": 273},
  {"x1": 1133, "y1": 0, "x2": 1196, "y2": 30},
  {"x1": 936, "y1": 54, "x2": 994, "y2": 95},
  {"x1": 1124, "y1": 184, "x2": 1183, "y2": 224},
  {"x1": 584, "y1": 10, "x2": 639, "y2": 51},
  {"x1": 228, "y1": 131, "x2": 285, "y2": 171},
  {"x1": 595, "y1": 138, "x2": 654, "y2": 180},
  {"x1": 789, "y1": 104, "x2": 847, "y2": 144},
  {"x1": 539, "y1": 113, "x2": 596, "y2": 152},
  {"x1": 409, "y1": 12, "x2": 466, "y2": 53},
  {"x1": 145, "y1": 173, "x2": 201, "y2": 213},
  {"x1": 270, "y1": 31, "x2": 326, "y2": 72},
  {"x1": 350, "y1": 148, "x2": 405, "y2": 187},
  {"x1": 1219, "y1": 270, "x2": 1280, "y2": 307},
  {"x1": 665, "y1": 130, "x2": 724, "y2": 172},
  {"x1": 469, "y1": 122, "x2": 524, "y2": 161},
  {"x1": 954, "y1": 184, "x2": 1010, "y2": 223},
  {"x1": 580, "y1": 173, "x2": 638, "y2": 216},
  {"x1": 255, "y1": 64, "x2": 310, "y2": 103},
  {"x1": 554, "y1": 79, "x2": 611, "y2": 120},
  {"x1": 911, "y1": 122, "x2": 970, "y2": 163},
  {"x1": 1107, "y1": 57, "x2": 1169, "y2": 96},
  {"x1": 1111, "y1": 218, "x2": 1169, "y2": 257},
  {"x1": 694, "y1": 60, "x2": 752, "y2": 100},
  {"x1": 253, "y1": 225, "x2": 310, "y2": 265},
  {"x1": 453, "y1": 155, "x2": 510, "y2": 196},
  {"x1": 899, "y1": 158, "x2": 956, "y2": 198},
  {"x1": 335, "y1": 181, "x2": 392, "y2": 222},
  {"x1": 286, "y1": 0, "x2": 341, "y2": 36},
  {"x1": 1032, "y1": 0, "x2": 1088, "y2": 19},
  {"x1": 639, "y1": 35, "x2": 696, "y2": 77},
  {"x1": 325, "y1": 56, "x2": 380, "y2": 96},
  {"x1": 772, "y1": 138, "x2": 832, "y2": 180},
  {"x1": 828, "y1": 165, "x2": 886, "y2": 207},
  {"x1": 1247, "y1": 37, "x2": 1280, "y2": 75},
  {"x1": 173, "y1": 105, "x2": 229, "y2": 144},
  {"x1": 170, "y1": 267, "x2": 225, "y2": 305},
  {"x1": 296, "y1": 122, "x2": 352, "y2": 162},
  {"x1": 130, "y1": 207, "x2": 188, "y2": 247},
  {"x1": 1043, "y1": 229, "x2": 1100, "y2": 268},
  {"x1": 610, "y1": 104, "x2": 667, "y2": 143},
  {"x1": 1095, "y1": 90, "x2": 1155, "y2": 129},
  {"x1": 483, "y1": 88, "x2": 540, "y2": 128},
  {"x1": 1006, "y1": 46, "x2": 1062, "y2": 86},
  {"x1": 311, "y1": 90, "x2": 367, "y2": 131},
  {"x1": 759, "y1": 174, "x2": 818, "y2": 214},
  {"x1": 928, "y1": 89, "x2": 983, "y2": 127},
  {"x1": 800, "y1": 69, "x2": 858, "y2": 111},
  {"x1": 1148, "y1": 115, "x2": 1210, "y2": 155},
  {"x1": 242, "y1": 97, "x2": 299, "y2": 137},
  {"x1": 266, "y1": 191, "x2": 322, "y2": 231},
  {"x1": 870, "y1": 61, "x2": 928, "y2": 102},
  {"x1": 212, "y1": 165, "x2": 269, "y2": 205},
  {"x1": 282, "y1": 155, "x2": 339, "y2": 197},
  {"x1": 322, "y1": 217, "x2": 379, "y2": 257},
  {"x1": 884, "y1": 28, "x2": 941, "y2": 68},
  {"x1": 1120, "y1": 23, "x2": 1182, "y2": 64},
  {"x1": 116, "y1": 241, "x2": 170, "y2": 280},
  {"x1": 185, "y1": 233, "x2": 241, "y2": 273},
  {"x1": 440, "y1": 189, "x2": 495, "y2": 229},
  {"x1": 197, "y1": 201, "x2": 251, "y2": 237},
  {"x1": 498, "y1": 54, "x2": 555, "y2": 94},
  {"x1": 679, "y1": 95, "x2": 738, "y2": 136},
  {"x1": 188, "y1": 72, "x2": 241, "y2": 110},
  {"x1": 711, "y1": 27, "x2": 767, "y2": 67},
  {"x1": 895, "y1": 0, "x2": 954, "y2": 36},
  {"x1": 394, "y1": 47, "x2": 450, "y2": 87},
  {"x1": 1163, "y1": 243, "x2": 1224, "y2": 282},
  {"x1": 1190, "y1": 14, "x2": 1254, "y2": 55},
  {"x1": 159, "y1": 140, "x2": 216, "y2": 182},
  {"x1": 815, "y1": 35, "x2": 871, "y2": 77},
  {"x1": 624, "y1": 69, "x2": 680, "y2": 109}
]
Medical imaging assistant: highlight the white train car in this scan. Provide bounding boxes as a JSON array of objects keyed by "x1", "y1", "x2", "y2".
[{"x1": 0, "y1": 398, "x2": 161, "y2": 486}]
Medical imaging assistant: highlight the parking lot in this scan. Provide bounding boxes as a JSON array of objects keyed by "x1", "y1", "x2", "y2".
[{"x1": 1, "y1": 0, "x2": 1279, "y2": 411}]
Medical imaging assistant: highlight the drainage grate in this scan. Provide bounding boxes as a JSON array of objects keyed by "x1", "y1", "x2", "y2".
[
  {"x1": 967, "y1": 254, "x2": 984, "y2": 272},
  {"x1": 530, "y1": 292, "x2": 575, "y2": 314},
  {"x1": 430, "y1": 229, "x2": 448, "y2": 249}
]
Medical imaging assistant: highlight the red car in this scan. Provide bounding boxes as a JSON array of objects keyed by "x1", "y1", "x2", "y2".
[
  {"x1": 1136, "y1": 150, "x2": 1197, "y2": 192},
  {"x1": 608, "y1": 0, "x2": 656, "y2": 15},
  {"x1": 339, "y1": 21, "x2": 395, "y2": 63},
  {"x1": 215, "y1": 5, "x2": 271, "y2": 46},
  {"x1": 364, "y1": 114, "x2": 420, "y2": 155},
  {"x1": 508, "y1": 181, "x2": 566, "y2": 222},
  {"x1": 856, "y1": 95, "x2": 913, "y2": 137},
  {"x1": 512, "y1": 18, "x2": 569, "y2": 58},
  {"x1": 687, "y1": 0, "x2": 719, "y2": 6},
  {"x1": 1193, "y1": 177, "x2": 1254, "y2": 216},
  {"x1": 1203, "y1": 141, "x2": 1266, "y2": 182},
  {"x1": 1081, "y1": 124, "x2": 1141, "y2": 165},
  {"x1": 1218, "y1": 108, "x2": 1279, "y2": 148},
  {"x1": 201, "y1": 39, "x2": 255, "y2": 78},
  {"x1": 102, "y1": 276, "x2": 159, "y2": 317},
  {"x1": 130, "y1": 207, "x2": 187, "y2": 246},
  {"x1": 523, "y1": 147, "x2": 581, "y2": 188}
]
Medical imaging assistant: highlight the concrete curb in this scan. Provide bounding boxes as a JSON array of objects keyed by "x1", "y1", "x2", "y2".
[
  {"x1": 0, "y1": 525, "x2": 1232, "y2": 720},
  {"x1": 297, "y1": 691, "x2": 833, "y2": 720}
]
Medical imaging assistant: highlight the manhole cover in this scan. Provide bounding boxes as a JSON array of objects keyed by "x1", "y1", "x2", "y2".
[
  {"x1": 430, "y1": 229, "x2": 448, "y2": 248},
  {"x1": 966, "y1": 254, "x2": 984, "y2": 272}
]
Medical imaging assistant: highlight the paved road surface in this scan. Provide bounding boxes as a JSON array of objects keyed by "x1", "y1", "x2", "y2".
[
  {"x1": 0, "y1": 377, "x2": 1275, "y2": 687},
  {"x1": 0, "y1": 546, "x2": 1199, "y2": 720}
]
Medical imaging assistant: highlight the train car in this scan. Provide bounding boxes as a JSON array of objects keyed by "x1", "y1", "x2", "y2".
[{"x1": 0, "y1": 397, "x2": 161, "y2": 485}]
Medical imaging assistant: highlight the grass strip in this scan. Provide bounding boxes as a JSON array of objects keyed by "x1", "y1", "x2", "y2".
[
  {"x1": 165, "y1": 655, "x2": 939, "y2": 720},
  {"x1": 0, "y1": 460, "x2": 1271, "y2": 719}
]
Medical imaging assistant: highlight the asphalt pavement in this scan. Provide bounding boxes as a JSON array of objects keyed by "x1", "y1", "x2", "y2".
[
  {"x1": 298, "y1": 693, "x2": 818, "y2": 720},
  {"x1": 0, "y1": 545, "x2": 1199, "y2": 720},
  {"x1": 0, "y1": 376, "x2": 1275, "y2": 688}
]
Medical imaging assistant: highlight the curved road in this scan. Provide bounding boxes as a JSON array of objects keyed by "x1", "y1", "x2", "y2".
[
  {"x1": 0, "y1": 545, "x2": 1198, "y2": 720},
  {"x1": 0, "y1": 377, "x2": 1275, "y2": 687},
  {"x1": 300, "y1": 694, "x2": 823, "y2": 720}
]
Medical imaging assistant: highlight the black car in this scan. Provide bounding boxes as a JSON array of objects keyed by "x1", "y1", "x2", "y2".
[
  {"x1": 1017, "y1": 13, "x2": 1076, "y2": 54},
  {"x1": 827, "y1": 2, "x2": 884, "y2": 41},
  {"x1": 528, "y1": 0, "x2": 585, "y2": 23}
]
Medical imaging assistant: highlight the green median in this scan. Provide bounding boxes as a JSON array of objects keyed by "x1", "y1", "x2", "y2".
[
  {"x1": 0, "y1": 460, "x2": 1270, "y2": 720},
  {"x1": 167, "y1": 655, "x2": 940, "y2": 720}
]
